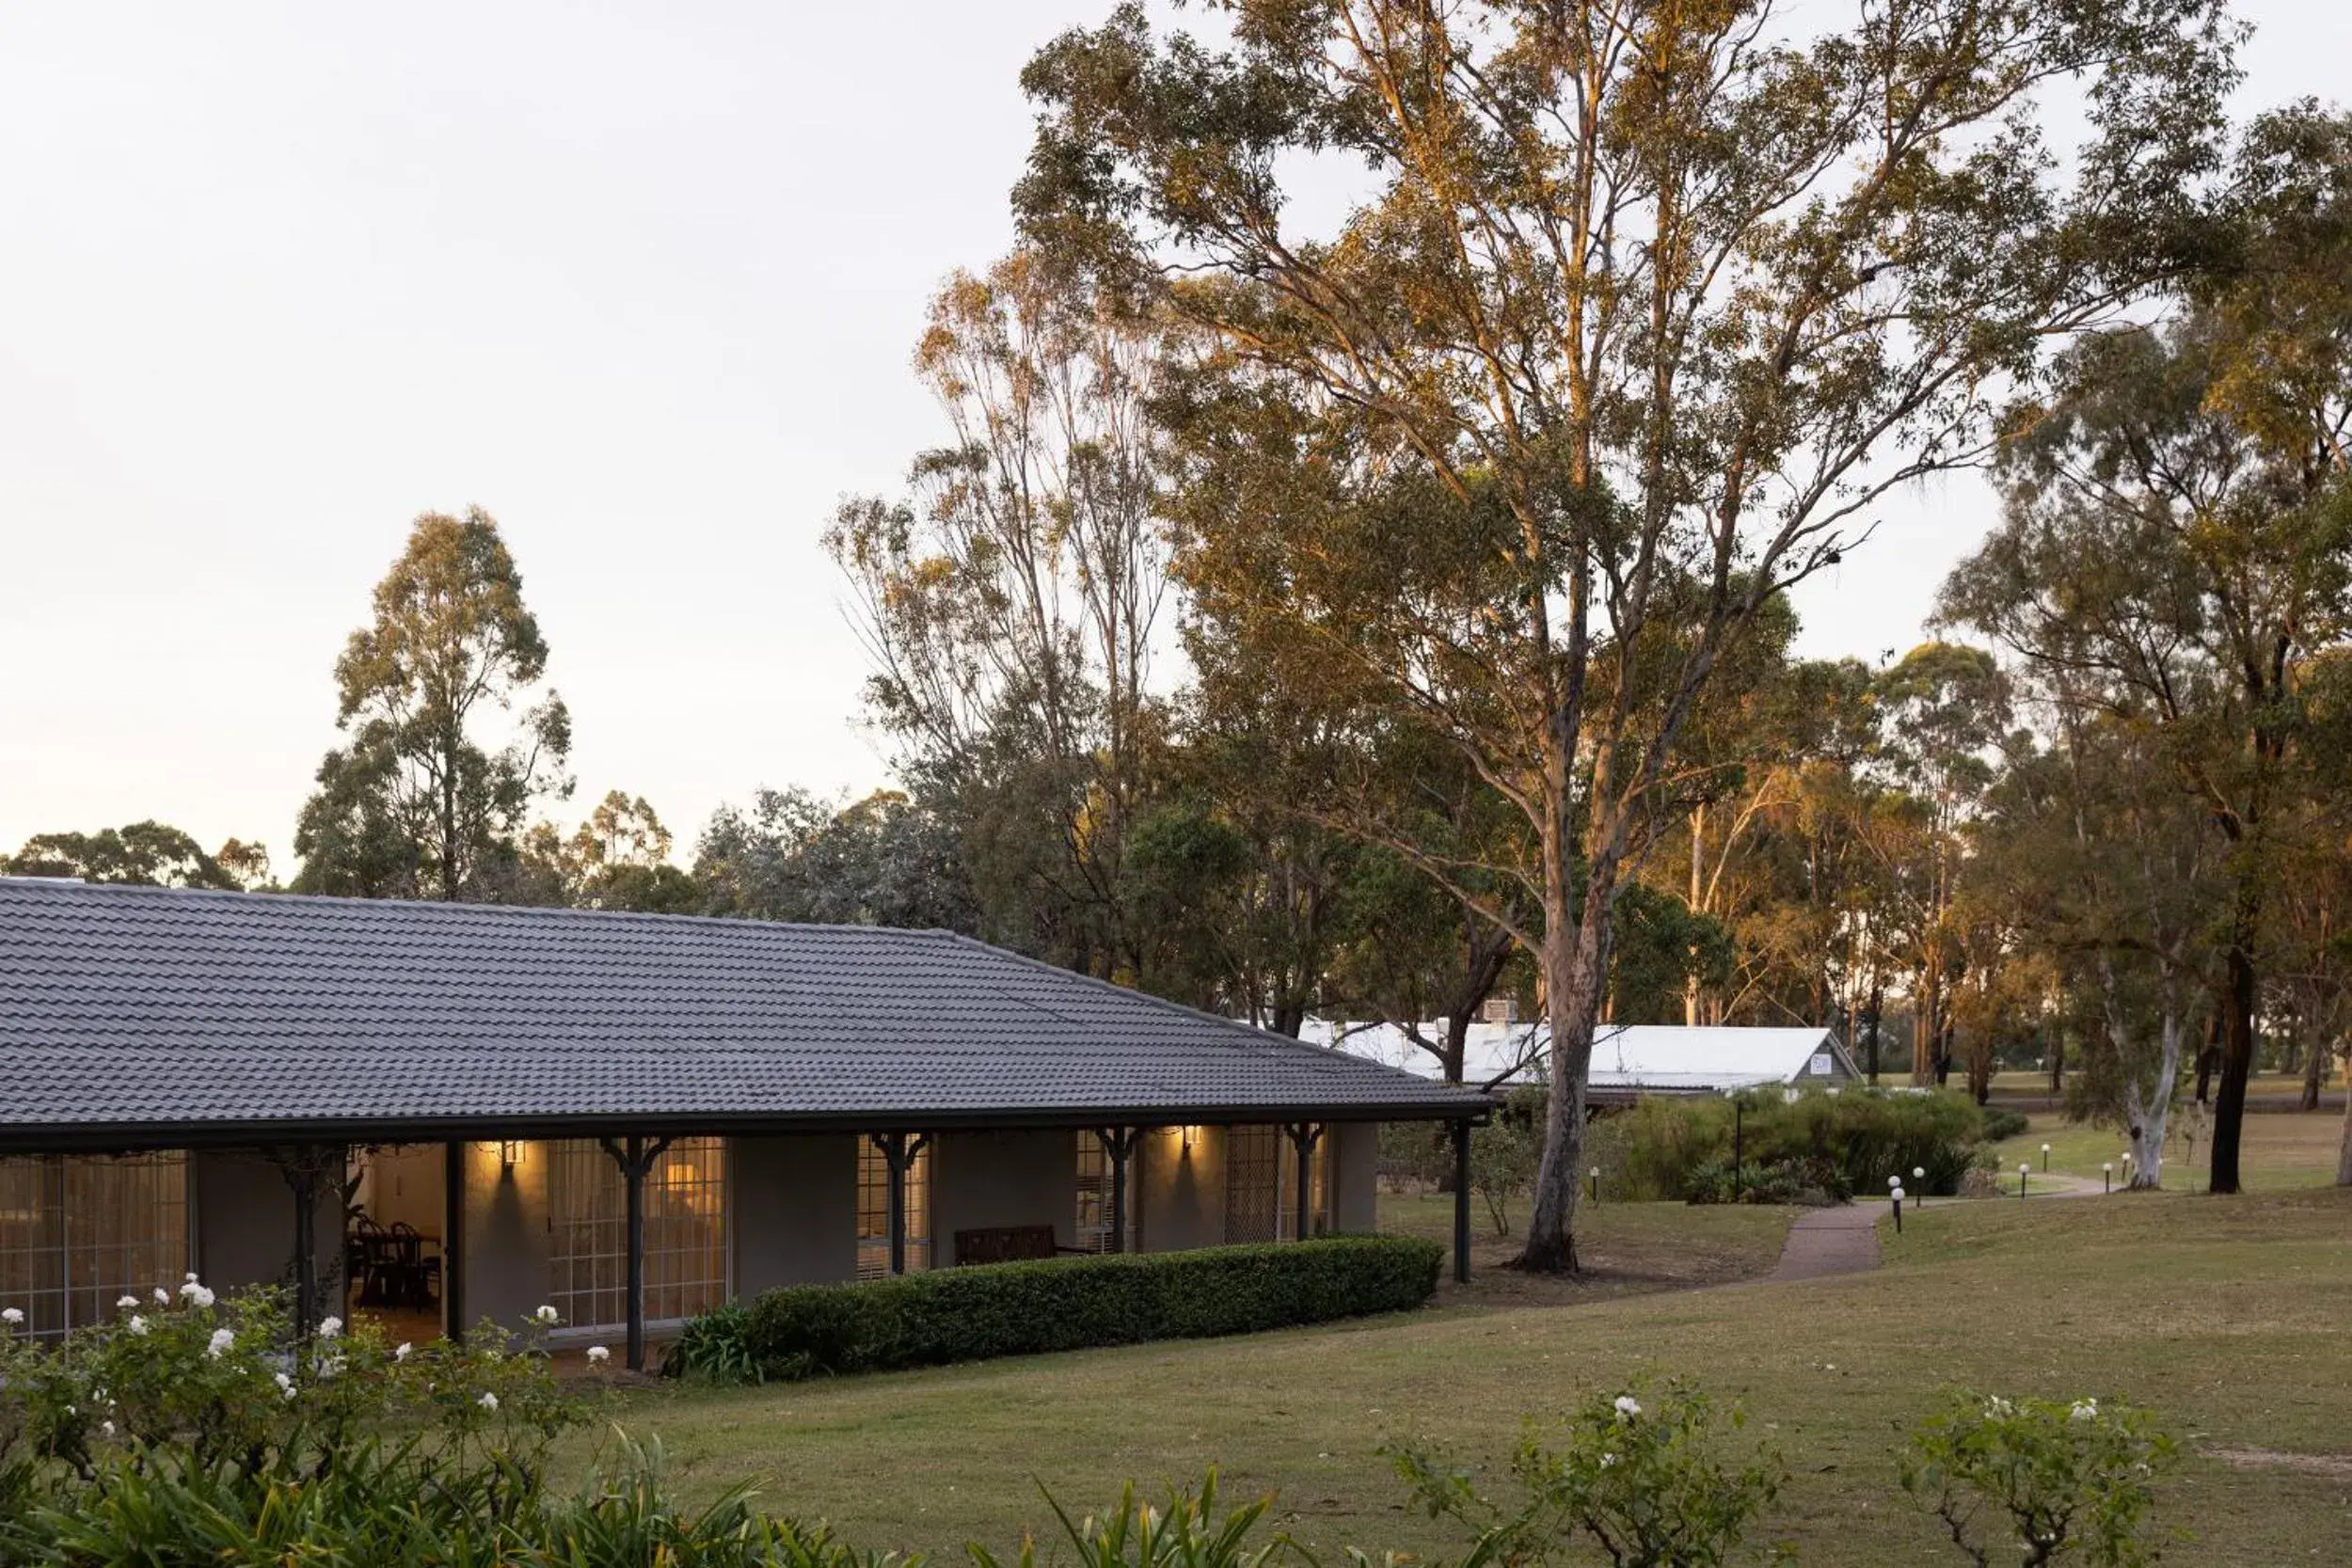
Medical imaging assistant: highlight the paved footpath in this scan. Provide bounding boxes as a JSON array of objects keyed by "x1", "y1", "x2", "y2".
[
  {"x1": 1761, "y1": 1178, "x2": 2106, "y2": 1285},
  {"x1": 1763, "y1": 1205, "x2": 1883, "y2": 1282}
]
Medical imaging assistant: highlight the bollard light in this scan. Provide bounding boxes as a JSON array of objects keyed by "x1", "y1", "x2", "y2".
[
  {"x1": 1589, "y1": 1165, "x2": 1601, "y2": 1204},
  {"x1": 2019, "y1": 1162, "x2": 2030, "y2": 1200},
  {"x1": 1913, "y1": 1165, "x2": 1927, "y2": 1207},
  {"x1": 2041, "y1": 1142, "x2": 2052, "y2": 1172},
  {"x1": 1890, "y1": 1184, "x2": 1905, "y2": 1234},
  {"x1": 2102, "y1": 1161, "x2": 2112, "y2": 1195}
]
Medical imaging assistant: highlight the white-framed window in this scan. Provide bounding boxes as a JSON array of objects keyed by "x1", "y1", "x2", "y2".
[
  {"x1": 0, "y1": 1152, "x2": 190, "y2": 1338},
  {"x1": 855, "y1": 1137, "x2": 930, "y2": 1279},
  {"x1": 544, "y1": 1138, "x2": 726, "y2": 1330}
]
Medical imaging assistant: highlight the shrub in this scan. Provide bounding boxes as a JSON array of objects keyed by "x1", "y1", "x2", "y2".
[
  {"x1": 0, "y1": 1277, "x2": 606, "y2": 1562},
  {"x1": 967, "y1": 1470, "x2": 1284, "y2": 1568},
  {"x1": 668, "y1": 1298, "x2": 765, "y2": 1384},
  {"x1": 1391, "y1": 1378, "x2": 1786, "y2": 1567},
  {"x1": 1606, "y1": 1087, "x2": 1987, "y2": 1201},
  {"x1": 1901, "y1": 1392, "x2": 2179, "y2": 1567},
  {"x1": 728, "y1": 1235, "x2": 1443, "y2": 1382},
  {"x1": 1979, "y1": 1105, "x2": 2030, "y2": 1142}
]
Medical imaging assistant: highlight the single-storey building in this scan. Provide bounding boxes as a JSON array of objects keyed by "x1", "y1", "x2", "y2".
[
  {"x1": 1316, "y1": 1019, "x2": 1860, "y2": 1103},
  {"x1": 0, "y1": 879, "x2": 1487, "y2": 1367}
]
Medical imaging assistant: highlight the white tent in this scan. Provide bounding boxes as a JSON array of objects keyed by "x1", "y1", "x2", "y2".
[{"x1": 1308, "y1": 1020, "x2": 1859, "y2": 1098}]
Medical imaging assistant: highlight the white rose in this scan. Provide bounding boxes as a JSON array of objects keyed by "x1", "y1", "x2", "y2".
[
  {"x1": 477, "y1": 1391, "x2": 499, "y2": 1411},
  {"x1": 152, "y1": 1288, "x2": 170, "y2": 1306},
  {"x1": 317, "y1": 1316, "x2": 343, "y2": 1339},
  {"x1": 395, "y1": 1342, "x2": 413, "y2": 1362},
  {"x1": 584, "y1": 1345, "x2": 611, "y2": 1365},
  {"x1": 1613, "y1": 1395, "x2": 1642, "y2": 1419},
  {"x1": 1, "y1": 1307, "x2": 23, "y2": 1326},
  {"x1": 532, "y1": 1305, "x2": 560, "y2": 1325},
  {"x1": 117, "y1": 1295, "x2": 140, "y2": 1311},
  {"x1": 206, "y1": 1327, "x2": 235, "y2": 1358},
  {"x1": 128, "y1": 1315, "x2": 149, "y2": 1337}
]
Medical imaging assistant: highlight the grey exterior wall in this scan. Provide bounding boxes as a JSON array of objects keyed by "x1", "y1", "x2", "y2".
[
  {"x1": 730, "y1": 1133, "x2": 858, "y2": 1293},
  {"x1": 930, "y1": 1128, "x2": 1079, "y2": 1263},
  {"x1": 1331, "y1": 1121, "x2": 1378, "y2": 1233},
  {"x1": 192, "y1": 1148, "x2": 342, "y2": 1299},
  {"x1": 1134, "y1": 1124, "x2": 1227, "y2": 1253},
  {"x1": 458, "y1": 1140, "x2": 550, "y2": 1332}
]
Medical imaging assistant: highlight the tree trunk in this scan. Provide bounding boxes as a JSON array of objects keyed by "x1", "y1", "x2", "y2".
[
  {"x1": 1684, "y1": 803, "x2": 1704, "y2": 1027},
  {"x1": 2122, "y1": 1016, "x2": 2182, "y2": 1190},
  {"x1": 2048, "y1": 1025, "x2": 2065, "y2": 1096},
  {"x1": 2194, "y1": 1011, "x2": 2221, "y2": 1103},
  {"x1": 1518, "y1": 880, "x2": 1610, "y2": 1275},
  {"x1": 2208, "y1": 936, "x2": 2259, "y2": 1195},
  {"x1": 2336, "y1": 1044, "x2": 2352, "y2": 1187},
  {"x1": 1863, "y1": 983, "x2": 1883, "y2": 1086},
  {"x1": 2299, "y1": 1026, "x2": 2324, "y2": 1111}
]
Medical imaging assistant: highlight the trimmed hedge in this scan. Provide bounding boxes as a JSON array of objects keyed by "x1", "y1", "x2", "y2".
[{"x1": 705, "y1": 1235, "x2": 1443, "y2": 1382}]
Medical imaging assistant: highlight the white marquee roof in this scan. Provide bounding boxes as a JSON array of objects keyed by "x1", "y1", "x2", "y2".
[{"x1": 1308, "y1": 1020, "x2": 1856, "y2": 1095}]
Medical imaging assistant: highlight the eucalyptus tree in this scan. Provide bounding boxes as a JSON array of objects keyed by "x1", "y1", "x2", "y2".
[
  {"x1": 1019, "y1": 0, "x2": 2233, "y2": 1267},
  {"x1": 293, "y1": 509, "x2": 572, "y2": 901},
  {"x1": 3, "y1": 822, "x2": 249, "y2": 890},
  {"x1": 1947, "y1": 114, "x2": 2352, "y2": 1191},
  {"x1": 825, "y1": 247, "x2": 1174, "y2": 976}
]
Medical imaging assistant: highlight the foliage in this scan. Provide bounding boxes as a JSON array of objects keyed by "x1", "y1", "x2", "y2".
[
  {"x1": 2, "y1": 822, "x2": 263, "y2": 890},
  {"x1": 666, "y1": 1299, "x2": 766, "y2": 1386},
  {"x1": 1469, "y1": 1087, "x2": 1543, "y2": 1235},
  {"x1": 0, "y1": 1277, "x2": 596, "y2": 1560},
  {"x1": 966, "y1": 1471, "x2": 1282, "y2": 1568},
  {"x1": 1900, "y1": 1393, "x2": 2180, "y2": 1568},
  {"x1": 293, "y1": 507, "x2": 573, "y2": 902},
  {"x1": 1020, "y1": 0, "x2": 2234, "y2": 1272},
  {"x1": 1979, "y1": 1108, "x2": 2030, "y2": 1144},
  {"x1": 1392, "y1": 1379, "x2": 1786, "y2": 1567},
  {"x1": 697, "y1": 785, "x2": 977, "y2": 932},
  {"x1": 719, "y1": 1238, "x2": 1442, "y2": 1384},
  {"x1": 1607, "y1": 1091, "x2": 1985, "y2": 1203},
  {"x1": 524, "y1": 789, "x2": 704, "y2": 912}
]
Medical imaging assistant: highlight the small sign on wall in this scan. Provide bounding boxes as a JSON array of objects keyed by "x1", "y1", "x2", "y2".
[{"x1": 1809, "y1": 1052, "x2": 1833, "y2": 1075}]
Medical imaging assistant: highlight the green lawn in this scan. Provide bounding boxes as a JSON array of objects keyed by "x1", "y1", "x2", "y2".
[
  {"x1": 1985, "y1": 1098, "x2": 2347, "y2": 1193},
  {"x1": 602, "y1": 1185, "x2": 2352, "y2": 1565}
]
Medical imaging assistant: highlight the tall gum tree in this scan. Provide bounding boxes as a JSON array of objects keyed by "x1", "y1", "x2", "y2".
[
  {"x1": 1947, "y1": 107, "x2": 2352, "y2": 1193},
  {"x1": 1018, "y1": 0, "x2": 2234, "y2": 1266}
]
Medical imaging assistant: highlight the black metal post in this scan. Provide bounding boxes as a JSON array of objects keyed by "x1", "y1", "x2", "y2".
[
  {"x1": 1891, "y1": 1191, "x2": 1903, "y2": 1233},
  {"x1": 291, "y1": 1164, "x2": 317, "y2": 1338},
  {"x1": 1450, "y1": 1119, "x2": 1471, "y2": 1285},
  {"x1": 625, "y1": 1135, "x2": 646, "y2": 1370},
  {"x1": 442, "y1": 1139, "x2": 466, "y2": 1338},
  {"x1": 600, "y1": 1135, "x2": 674, "y2": 1372},
  {"x1": 1098, "y1": 1128, "x2": 1137, "y2": 1253},
  {"x1": 271, "y1": 1148, "x2": 328, "y2": 1339},
  {"x1": 1285, "y1": 1122, "x2": 1324, "y2": 1241},
  {"x1": 872, "y1": 1132, "x2": 931, "y2": 1275}
]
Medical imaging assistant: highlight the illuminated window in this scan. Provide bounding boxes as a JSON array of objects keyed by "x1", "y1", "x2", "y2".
[
  {"x1": 1074, "y1": 1133, "x2": 1115, "y2": 1252},
  {"x1": 544, "y1": 1138, "x2": 726, "y2": 1330},
  {"x1": 856, "y1": 1137, "x2": 930, "y2": 1279},
  {"x1": 1223, "y1": 1125, "x2": 1332, "y2": 1243},
  {"x1": 0, "y1": 1153, "x2": 189, "y2": 1338}
]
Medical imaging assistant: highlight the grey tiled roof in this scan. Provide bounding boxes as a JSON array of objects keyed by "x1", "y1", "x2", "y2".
[{"x1": 0, "y1": 879, "x2": 1486, "y2": 1146}]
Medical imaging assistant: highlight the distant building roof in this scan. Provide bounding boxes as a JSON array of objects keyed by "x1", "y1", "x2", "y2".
[
  {"x1": 0, "y1": 879, "x2": 1488, "y2": 1150},
  {"x1": 1310, "y1": 1020, "x2": 1858, "y2": 1098}
]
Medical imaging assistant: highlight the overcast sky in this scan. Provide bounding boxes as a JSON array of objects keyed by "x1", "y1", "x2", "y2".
[{"x1": 2, "y1": 2, "x2": 2345, "y2": 870}]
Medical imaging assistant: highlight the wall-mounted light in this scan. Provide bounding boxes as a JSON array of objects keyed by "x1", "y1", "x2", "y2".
[
  {"x1": 481, "y1": 1139, "x2": 520, "y2": 1178},
  {"x1": 1180, "y1": 1125, "x2": 1200, "y2": 1156}
]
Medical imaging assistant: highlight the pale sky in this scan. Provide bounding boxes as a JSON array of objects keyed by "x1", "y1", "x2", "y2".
[{"x1": 2, "y1": 2, "x2": 2344, "y2": 869}]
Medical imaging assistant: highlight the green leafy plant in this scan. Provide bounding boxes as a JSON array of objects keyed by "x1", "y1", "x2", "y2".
[
  {"x1": 724, "y1": 1235, "x2": 1442, "y2": 1384},
  {"x1": 1391, "y1": 1378, "x2": 1787, "y2": 1567},
  {"x1": 668, "y1": 1298, "x2": 767, "y2": 1385},
  {"x1": 1900, "y1": 1392, "x2": 2179, "y2": 1566},
  {"x1": 1608, "y1": 1088, "x2": 1986, "y2": 1201},
  {"x1": 968, "y1": 1470, "x2": 1287, "y2": 1568}
]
